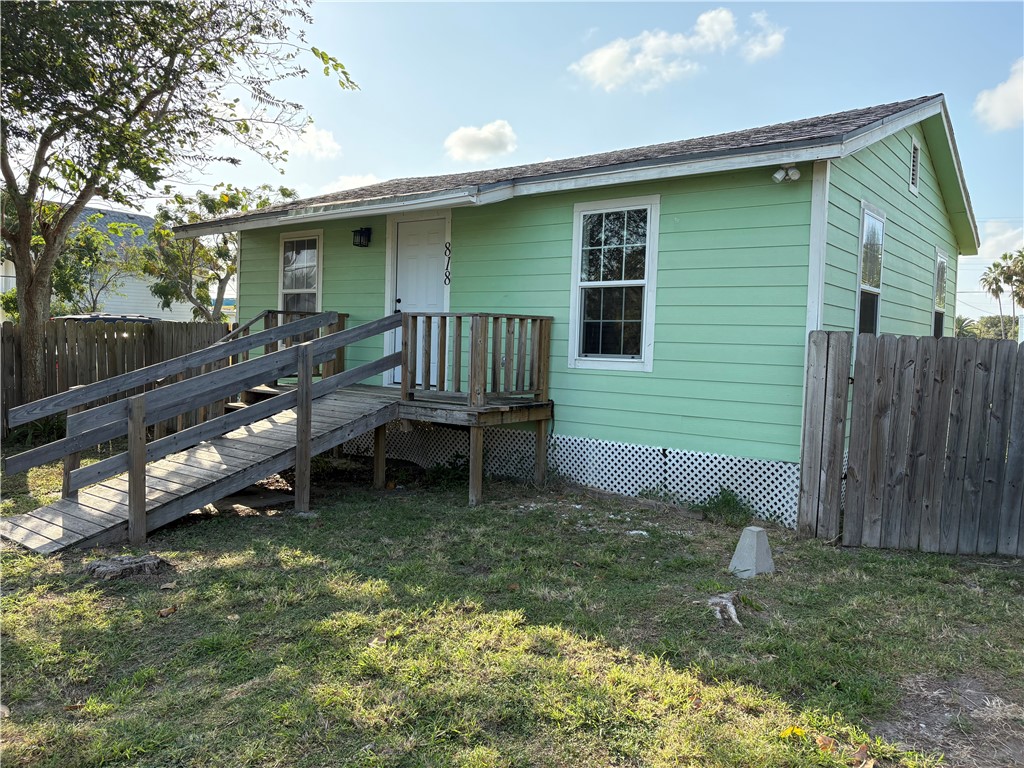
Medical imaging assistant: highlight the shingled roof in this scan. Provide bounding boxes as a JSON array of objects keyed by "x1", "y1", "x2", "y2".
[{"x1": 177, "y1": 94, "x2": 977, "y2": 251}]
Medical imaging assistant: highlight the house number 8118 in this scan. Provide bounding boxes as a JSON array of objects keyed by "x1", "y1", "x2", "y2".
[{"x1": 443, "y1": 242, "x2": 451, "y2": 285}]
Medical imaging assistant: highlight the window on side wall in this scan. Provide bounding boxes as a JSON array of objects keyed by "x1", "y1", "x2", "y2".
[
  {"x1": 933, "y1": 250, "x2": 948, "y2": 338},
  {"x1": 280, "y1": 231, "x2": 322, "y2": 338},
  {"x1": 281, "y1": 233, "x2": 320, "y2": 315},
  {"x1": 568, "y1": 196, "x2": 660, "y2": 372},
  {"x1": 856, "y1": 205, "x2": 884, "y2": 336}
]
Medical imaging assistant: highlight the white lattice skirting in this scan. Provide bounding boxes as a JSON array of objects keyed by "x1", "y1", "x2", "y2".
[{"x1": 341, "y1": 424, "x2": 799, "y2": 528}]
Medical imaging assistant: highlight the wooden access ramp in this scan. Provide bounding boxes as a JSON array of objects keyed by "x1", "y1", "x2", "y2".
[
  {"x1": 1, "y1": 387, "x2": 400, "y2": 554},
  {"x1": 2, "y1": 310, "x2": 554, "y2": 555}
]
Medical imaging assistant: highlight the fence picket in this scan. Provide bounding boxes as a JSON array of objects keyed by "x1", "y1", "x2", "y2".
[
  {"x1": 862, "y1": 335, "x2": 898, "y2": 548},
  {"x1": 958, "y1": 340, "x2": 998, "y2": 554},
  {"x1": 936, "y1": 339, "x2": 977, "y2": 553},
  {"x1": 976, "y1": 341, "x2": 1017, "y2": 554},
  {"x1": 881, "y1": 336, "x2": 916, "y2": 549},
  {"x1": 995, "y1": 344, "x2": 1024, "y2": 556},
  {"x1": 797, "y1": 331, "x2": 828, "y2": 538},
  {"x1": 919, "y1": 337, "x2": 957, "y2": 552},
  {"x1": 843, "y1": 333, "x2": 876, "y2": 546},
  {"x1": 899, "y1": 337, "x2": 933, "y2": 550}
]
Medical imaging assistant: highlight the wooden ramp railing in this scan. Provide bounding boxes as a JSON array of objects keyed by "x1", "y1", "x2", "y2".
[{"x1": 4, "y1": 313, "x2": 401, "y2": 546}]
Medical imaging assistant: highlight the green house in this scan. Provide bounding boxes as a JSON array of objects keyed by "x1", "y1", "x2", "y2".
[{"x1": 180, "y1": 94, "x2": 978, "y2": 526}]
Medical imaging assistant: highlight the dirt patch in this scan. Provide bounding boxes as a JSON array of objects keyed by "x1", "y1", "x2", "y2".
[{"x1": 868, "y1": 675, "x2": 1024, "y2": 767}]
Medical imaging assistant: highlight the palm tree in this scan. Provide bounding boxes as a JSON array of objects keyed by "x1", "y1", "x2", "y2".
[
  {"x1": 980, "y1": 262, "x2": 1006, "y2": 339},
  {"x1": 953, "y1": 315, "x2": 977, "y2": 338}
]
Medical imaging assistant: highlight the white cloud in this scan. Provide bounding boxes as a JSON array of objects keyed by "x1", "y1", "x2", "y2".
[
  {"x1": 742, "y1": 12, "x2": 786, "y2": 62},
  {"x1": 974, "y1": 58, "x2": 1024, "y2": 131},
  {"x1": 318, "y1": 174, "x2": 381, "y2": 195},
  {"x1": 282, "y1": 125, "x2": 342, "y2": 160},
  {"x1": 444, "y1": 119, "x2": 518, "y2": 162},
  {"x1": 570, "y1": 9, "x2": 784, "y2": 92},
  {"x1": 569, "y1": 9, "x2": 736, "y2": 92}
]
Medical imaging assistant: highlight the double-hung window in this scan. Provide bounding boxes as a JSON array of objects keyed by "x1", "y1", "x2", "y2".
[
  {"x1": 933, "y1": 250, "x2": 948, "y2": 338},
  {"x1": 856, "y1": 205, "x2": 885, "y2": 335},
  {"x1": 568, "y1": 196, "x2": 659, "y2": 372},
  {"x1": 280, "y1": 231, "x2": 321, "y2": 319}
]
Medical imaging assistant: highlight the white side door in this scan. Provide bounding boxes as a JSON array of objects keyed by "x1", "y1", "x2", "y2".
[{"x1": 391, "y1": 217, "x2": 447, "y2": 385}]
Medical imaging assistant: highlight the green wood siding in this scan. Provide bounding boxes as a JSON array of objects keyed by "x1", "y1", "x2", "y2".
[
  {"x1": 451, "y1": 169, "x2": 812, "y2": 463},
  {"x1": 238, "y1": 216, "x2": 388, "y2": 373},
  {"x1": 237, "y1": 169, "x2": 815, "y2": 463},
  {"x1": 823, "y1": 126, "x2": 959, "y2": 335}
]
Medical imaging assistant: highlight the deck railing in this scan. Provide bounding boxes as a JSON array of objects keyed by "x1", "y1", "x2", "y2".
[{"x1": 400, "y1": 313, "x2": 552, "y2": 406}]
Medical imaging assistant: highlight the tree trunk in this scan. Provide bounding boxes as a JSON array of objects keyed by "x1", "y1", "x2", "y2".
[{"x1": 16, "y1": 257, "x2": 55, "y2": 403}]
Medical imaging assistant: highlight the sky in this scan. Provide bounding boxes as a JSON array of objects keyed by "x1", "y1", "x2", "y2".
[{"x1": 161, "y1": 1, "x2": 1024, "y2": 320}]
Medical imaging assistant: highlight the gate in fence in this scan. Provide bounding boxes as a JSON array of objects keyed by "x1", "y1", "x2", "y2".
[{"x1": 798, "y1": 331, "x2": 1023, "y2": 556}]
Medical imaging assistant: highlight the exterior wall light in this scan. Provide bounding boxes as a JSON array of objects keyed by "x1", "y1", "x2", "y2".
[
  {"x1": 772, "y1": 165, "x2": 801, "y2": 183},
  {"x1": 352, "y1": 227, "x2": 372, "y2": 247}
]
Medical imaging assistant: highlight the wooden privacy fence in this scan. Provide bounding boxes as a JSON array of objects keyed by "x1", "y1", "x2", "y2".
[
  {"x1": 1, "y1": 319, "x2": 231, "y2": 435},
  {"x1": 799, "y1": 331, "x2": 1023, "y2": 556}
]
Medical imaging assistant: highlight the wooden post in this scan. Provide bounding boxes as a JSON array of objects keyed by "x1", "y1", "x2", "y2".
[
  {"x1": 469, "y1": 315, "x2": 487, "y2": 407},
  {"x1": 294, "y1": 343, "x2": 313, "y2": 514},
  {"x1": 373, "y1": 424, "x2": 387, "y2": 490},
  {"x1": 323, "y1": 315, "x2": 348, "y2": 378},
  {"x1": 127, "y1": 394, "x2": 147, "y2": 546},
  {"x1": 401, "y1": 313, "x2": 415, "y2": 401},
  {"x1": 534, "y1": 419, "x2": 548, "y2": 486},
  {"x1": 62, "y1": 386, "x2": 86, "y2": 500},
  {"x1": 264, "y1": 312, "x2": 279, "y2": 387},
  {"x1": 797, "y1": 330, "x2": 828, "y2": 538},
  {"x1": 469, "y1": 425, "x2": 484, "y2": 506}
]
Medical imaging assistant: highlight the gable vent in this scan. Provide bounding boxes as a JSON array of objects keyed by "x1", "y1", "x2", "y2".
[{"x1": 909, "y1": 141, "x2": 921, "y2": 193}]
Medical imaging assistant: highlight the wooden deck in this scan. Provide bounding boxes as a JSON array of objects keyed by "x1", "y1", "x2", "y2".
[{"x1": 1, "y1": 385, "x2": 553, "y2": 554}]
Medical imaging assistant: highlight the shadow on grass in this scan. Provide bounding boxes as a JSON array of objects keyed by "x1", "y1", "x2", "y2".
[{"x1": 2, "y1": 481, "x2": 1020, "y2": 767}]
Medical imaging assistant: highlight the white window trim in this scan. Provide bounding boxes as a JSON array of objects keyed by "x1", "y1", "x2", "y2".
[
  {"x1": 853, "y1": 202, "x2": 885, "y2": 337},
  {"x1": 567, "y1": 195, "x2": 660, "y2": 372},
  {"x1": 279, "y1": 229, "x2": 323, "y2": 314},
  {"x1": 909, "y1": 138, "x2": 921, "y2": 196}
]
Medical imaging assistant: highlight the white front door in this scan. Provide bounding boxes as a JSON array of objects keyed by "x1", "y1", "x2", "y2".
[{"x1": 391, "y1": 217, "x2": 447, "y2": 385}]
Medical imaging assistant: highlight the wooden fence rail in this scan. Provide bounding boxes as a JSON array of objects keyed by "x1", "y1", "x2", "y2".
[
  {"x1": 799, "y1": 331, "x2": 1023, "y2": 556},
  {"x1": 1, "y1": 319, "x2": 231, "y2": 436}
]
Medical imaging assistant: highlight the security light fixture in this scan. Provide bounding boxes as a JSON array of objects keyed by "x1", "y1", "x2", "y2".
[
  {"x1": 771, "y1": 165, "x2": 801, "y2": 183},
  {"x1": 352, "y1": 227, "x2": 372, "y2": 247}
]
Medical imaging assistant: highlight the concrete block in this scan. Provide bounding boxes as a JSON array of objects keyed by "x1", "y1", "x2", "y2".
[{"x1": 729, "y1": 526, "x2": 775, "y2": 579}]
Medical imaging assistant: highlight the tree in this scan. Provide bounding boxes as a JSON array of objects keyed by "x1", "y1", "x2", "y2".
[
  {"x1": 0, "y1": 199, "x2": 146, "y2": 319},
  {"x1": 999, "y1": 247, "x2": 1024, "y2": 318},
  {"x1": 953, "y1": 315, "x2": 977, "y2": 338},
  {"x1": 979, "y1": 262, "x2": 1007, "y2": 338},
  {"x1": 0, "y1": 0, "x2": 355, "y2": 401},
  {"x1": 54, "y1": 214, "x2": 148, "y2": 314},
  {"x1": 142, "y1": 184, "x2": 296, "y2": 321},
  {"x1": 974, "y1": 314, "x2": 1020, "y2": 341}
]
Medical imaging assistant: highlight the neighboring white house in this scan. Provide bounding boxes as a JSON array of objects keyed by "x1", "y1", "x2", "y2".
[{"x1": 0, "y1": 208, "x2": 203, "y2": 323}]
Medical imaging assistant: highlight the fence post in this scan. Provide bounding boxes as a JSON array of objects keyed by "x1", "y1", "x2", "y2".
[
  {"x1": 469, "y1": 315, "x2": 487, "y2": 407},
  {"x1": 797, "y1": 331, "x2": 829, "y2": 538},
  {"x1": 62, "y1": 385, "x2": 86, "y2": 501},
  {"x1": 127, "y1": 394, "x2": 147, "y2": 546},
  {"x1": 294, "y1": 343, "x2": 313, "y2": 514}
]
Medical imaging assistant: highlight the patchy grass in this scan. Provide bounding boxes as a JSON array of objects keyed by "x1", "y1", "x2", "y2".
[{"x1": 1, "y1": 471, "x2": 1022, "y2": 767}]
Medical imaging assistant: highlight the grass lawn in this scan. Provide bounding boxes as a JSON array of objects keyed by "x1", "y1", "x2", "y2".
[{"x1": 1, "y1": 455, "x2": 1022, "y2": 767}]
